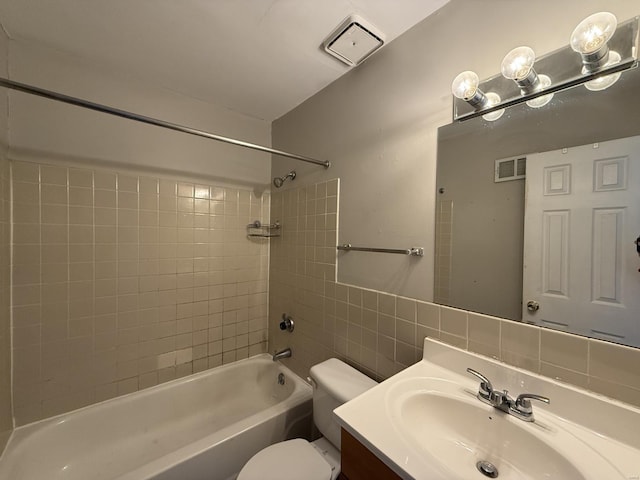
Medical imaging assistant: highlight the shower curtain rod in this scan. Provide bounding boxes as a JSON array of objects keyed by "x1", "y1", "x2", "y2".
[{"x1": 0, "y1": 77, "x2": 331, "y2": 168}]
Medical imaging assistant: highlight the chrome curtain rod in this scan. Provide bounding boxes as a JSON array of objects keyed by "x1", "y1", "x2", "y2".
[
  {"x1": 0, "y1": 77, "x2": 331, "y2": 168},
  {"x1": 337, "y1": 244, "x2": 424, "y2": 257}
]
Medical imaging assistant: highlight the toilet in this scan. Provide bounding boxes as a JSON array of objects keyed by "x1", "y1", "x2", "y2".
[{"x1": 237, "y1": 358, "x2": 377, "y2": 480}]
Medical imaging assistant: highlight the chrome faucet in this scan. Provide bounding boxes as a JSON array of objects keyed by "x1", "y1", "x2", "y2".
[
  {"x1": 466, "y1": 368, "x2": 549, "y2": 422},
  {"x1": 272, "y1": 348, "x2": 292, "y2": 361}
]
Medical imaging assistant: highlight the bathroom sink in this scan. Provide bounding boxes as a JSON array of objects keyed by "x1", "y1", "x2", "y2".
[
  {"x1": 334, "y1": 339, "x2": 640, "y2": 480},
  {"x1": 386, "y1": 377, "x2": 615, "y2": 479}
]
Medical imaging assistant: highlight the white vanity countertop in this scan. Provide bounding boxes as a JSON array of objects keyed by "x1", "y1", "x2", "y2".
[{"x1": 334, "y1": 338, "x2": 640, "y2": 480}]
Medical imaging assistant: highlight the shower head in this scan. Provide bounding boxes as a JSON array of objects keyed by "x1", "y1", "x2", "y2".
[{"x1": 273, "y1": 170, "x2": 296, "y2": 188}]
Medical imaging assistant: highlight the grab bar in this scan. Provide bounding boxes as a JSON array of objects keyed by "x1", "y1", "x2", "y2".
[{"x1": 337, "y1": 244, "x2": 424, "y2": 257}]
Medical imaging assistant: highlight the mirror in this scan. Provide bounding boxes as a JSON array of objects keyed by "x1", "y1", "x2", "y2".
[{"x1": 435, "y1": 65, "x2": 640, "y2": 347}]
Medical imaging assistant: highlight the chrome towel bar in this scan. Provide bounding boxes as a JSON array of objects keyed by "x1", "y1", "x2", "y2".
[{"x1": 337, "y1": 244, "x2": 424, "y2": 257}]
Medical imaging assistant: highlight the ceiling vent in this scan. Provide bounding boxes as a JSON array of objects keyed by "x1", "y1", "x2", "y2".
[{"x1": 323, "y1": 15, "x2": 385, "y2": 67}]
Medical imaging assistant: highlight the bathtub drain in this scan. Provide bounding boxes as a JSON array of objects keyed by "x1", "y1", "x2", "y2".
[{"x1": 476, "y1": 460, "x2": 498, "y2": 478}]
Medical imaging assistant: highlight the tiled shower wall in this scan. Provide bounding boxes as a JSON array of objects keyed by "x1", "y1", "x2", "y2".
[
  {"x1": 269, "y1": 179, "x2": 339, "y2": 372},
  {"x1": 0, "y1": 157, "x2": 11, "y2": 449},
  {"x1": 270, "y1": 179, "x2": 640, "y2": 408},
  {"x1": 11, "y1": 161, "x2": 269, "y2": 425}
]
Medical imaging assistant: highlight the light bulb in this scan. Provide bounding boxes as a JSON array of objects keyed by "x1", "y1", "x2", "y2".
[
  {"x1": 501, "y1": 47, "x2": 536, "y2": 81},
  {"x1": 570, "y1": 12, "x2": 617, "y2": 54},
  {"x1": 451, "y1": 70, "x2": 489, "y2": 109},
  {"x1": 526, "y1": 75, "x2": 554, "y2": 108},
  {"x1": 501, "y1": 46, "x2": 540, "y2": 93},
  {"x1": 570, "y1": 12, "x2": 617, "y2": 72},
  {"x1": 451, "y1": 70, "x2": 482, "y2": 101},
  {"x1": 585, "y1": 51, "x2": 622, "y2": 91},
  {"x1": 481, "y1": 92, "x2": 504, "y2": 122}
]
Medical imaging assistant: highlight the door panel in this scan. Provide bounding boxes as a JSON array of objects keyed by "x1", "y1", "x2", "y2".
[{"x1": 523, "y1": 135, "x2": 640, "y2": 345}]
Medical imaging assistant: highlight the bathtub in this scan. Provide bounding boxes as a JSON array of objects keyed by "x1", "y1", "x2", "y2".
[{"x1": 0, "y1": 354, "x2": 313, "y2": 480}]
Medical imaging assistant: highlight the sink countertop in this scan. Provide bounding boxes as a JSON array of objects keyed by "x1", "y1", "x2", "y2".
[{"x1": 334, "y1": 338, "x2": 640, "y2": 480}]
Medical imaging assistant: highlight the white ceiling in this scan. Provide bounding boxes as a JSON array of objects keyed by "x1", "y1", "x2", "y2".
[{"x1": 0, "y1": 0, "x2": 448, "y2": 121}]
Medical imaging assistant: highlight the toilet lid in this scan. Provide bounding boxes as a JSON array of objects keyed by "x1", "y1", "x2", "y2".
[{"x1": 237, "y1": 439, "x2": 332, "y2": 480}]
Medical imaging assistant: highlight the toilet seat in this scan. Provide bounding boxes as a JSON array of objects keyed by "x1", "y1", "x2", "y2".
[{"x1": 237, "y1": 438, "x2": 332, "y2": 480}]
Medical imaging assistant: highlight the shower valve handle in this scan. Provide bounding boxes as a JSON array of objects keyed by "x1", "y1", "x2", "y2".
[{"x1": 279, "y1": 314, "x2": 294, "y2": 332}]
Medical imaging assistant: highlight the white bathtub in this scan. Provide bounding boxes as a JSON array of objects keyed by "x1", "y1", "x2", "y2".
[{"x1": 0, "y1": 354, "x2": 313, "y2": 480}]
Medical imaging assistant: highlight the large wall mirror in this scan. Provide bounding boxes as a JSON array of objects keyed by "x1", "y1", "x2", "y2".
[{"x1": 435, "y1": 65, "x2": 640, "y2": 348}]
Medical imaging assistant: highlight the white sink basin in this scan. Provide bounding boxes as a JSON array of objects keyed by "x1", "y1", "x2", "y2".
[
  {"x1": 388, "y1": 377, "x2": 618, "y2": 479},
  {"x1": 334, "y1": 339, "x2": 640, "y2": 480}
]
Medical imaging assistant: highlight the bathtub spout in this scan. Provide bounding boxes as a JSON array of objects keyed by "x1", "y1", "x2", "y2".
[{"x1": 272, "y1": 348, "x2": 292, "y2": 361}]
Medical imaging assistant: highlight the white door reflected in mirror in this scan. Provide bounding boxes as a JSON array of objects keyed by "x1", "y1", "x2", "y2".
[{"x1": 523, "y1": 135, "x2": 640, "y2": 345}]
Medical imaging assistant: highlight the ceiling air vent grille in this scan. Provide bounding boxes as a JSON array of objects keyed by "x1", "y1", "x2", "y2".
[
  {"x1": 495, "y1": 156, "x2": 526, "y2": 183},
  {"x1": 323, "y1": 15, "x2": 385, "y2": 66}
]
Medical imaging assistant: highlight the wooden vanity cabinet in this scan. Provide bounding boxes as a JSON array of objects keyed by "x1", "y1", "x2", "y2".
[{"x1": 339, "y1": 428, "x2": 402, "y2": 480}]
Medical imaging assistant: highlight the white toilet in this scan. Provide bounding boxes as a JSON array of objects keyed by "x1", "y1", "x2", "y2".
[{"x1": 237, "y1": 358, "x2": 377, "y2": 480}]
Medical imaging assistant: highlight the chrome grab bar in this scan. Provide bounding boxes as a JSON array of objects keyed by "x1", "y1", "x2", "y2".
[{"x1": 337, "y1": 244, "x2": 424, "y2": 257}]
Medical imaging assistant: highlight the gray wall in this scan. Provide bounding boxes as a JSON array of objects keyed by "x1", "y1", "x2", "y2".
[
  {"x1": 272, "y1": 0, "x2": 640, "y2": 301},
  {"x1": 271, "y1": 0, "x2": 640, "y2": 383}
]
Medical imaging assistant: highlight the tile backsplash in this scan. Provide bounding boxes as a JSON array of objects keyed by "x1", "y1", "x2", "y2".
[
  {"x1": 11, "y1": 160, "x2": 270, "y2": 424},
  {"x1": 270, "y1": 179, "x2": 640, "y2": 408}
]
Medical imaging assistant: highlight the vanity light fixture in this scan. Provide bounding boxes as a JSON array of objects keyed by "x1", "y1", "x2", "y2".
[
  {"x1": 451, "y1": 13, "x2": 638, "y2": 122},
  {"x1": 451, "y1": 71, "x2": 504, "y2": 121},
  {"x1": 501, "y1": 46, "x2": 554, "y2": 108},
  {"x1": 570, "y1": 12, "x2": 618, "y2": 73}
]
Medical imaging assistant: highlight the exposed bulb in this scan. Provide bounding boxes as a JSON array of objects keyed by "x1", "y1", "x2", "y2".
[
  {"x1": 481, "y1": 92, "x2": 504, "y2": 122},
  {"x1": 501, "y1": 46, "x2": 536, "y2": 81},
  {"x1": 570, "y1": 12, "x2": 617, "y2": 55},
  {"x1": 526, "y1": 75, "x2": 554, "y2": 108},
  {"x1": 451, "y1": 71, "x2": 480, "y2": 101},
  {"x1": 585, "y1": 51, "x2": 622, "y2": 91}
]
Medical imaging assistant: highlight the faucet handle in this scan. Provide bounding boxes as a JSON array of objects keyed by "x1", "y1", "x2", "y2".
[
  {"x1": 466, "y1": 368, "x2": 493, "y2": 398},
  {"x1": 279, "y1": 314, "x2": 294, "y2": 332},
  {"x1": 514, "y1": 393, "x2": 550, "y2": 415}
]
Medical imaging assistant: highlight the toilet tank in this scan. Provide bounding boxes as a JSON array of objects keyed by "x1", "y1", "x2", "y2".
[{"x1": 309, "y1": 358, "x2": 377, "y2": 450}]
